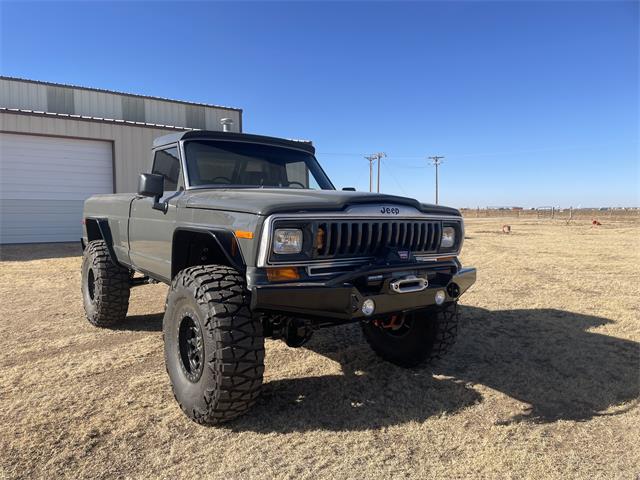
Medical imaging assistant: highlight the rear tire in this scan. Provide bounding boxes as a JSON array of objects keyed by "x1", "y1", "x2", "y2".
[
  {"x1": 163, "y1": 265, "x2": 264, "y2": 424},
  {"x1": 361, "y1": 303, "x2": 459, "y2": 367},
  {"x1": 81, "y1": 240, "x2": 131, "y2": 327}
]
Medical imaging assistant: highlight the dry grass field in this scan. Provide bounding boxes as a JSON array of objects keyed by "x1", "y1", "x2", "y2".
[{"x1": 1, "y1": 218, "x2": 638, "y2": 479}]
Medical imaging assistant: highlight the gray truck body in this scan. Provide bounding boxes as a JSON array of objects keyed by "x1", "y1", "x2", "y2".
[
  {"x1": 80, "y1": 129, "x2": 477, "y2": 424},
  {"x1": 82, "y1": 130, "x2": 475, "y2": 321}
]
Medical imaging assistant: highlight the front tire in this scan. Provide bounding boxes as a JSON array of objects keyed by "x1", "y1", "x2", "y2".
[
  {"x1": 361, "y1": 303, "x2": 459, "y2": 367},
  {"x1": 163, "y1": 265, "x2": 264, "y2": 424},
  {"x1": 81, "y1": 240, "x2": 131, "y2": 327}
]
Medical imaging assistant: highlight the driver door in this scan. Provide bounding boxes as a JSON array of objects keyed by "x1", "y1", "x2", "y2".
[{"x1": 129, "y1": 146, "x2": 182, "y2": 281}]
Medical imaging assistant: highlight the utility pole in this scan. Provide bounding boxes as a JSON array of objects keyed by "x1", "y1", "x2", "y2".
[
  {"x1": 364, "y1": 155, "x2": 377, "y2": 192},
  {"x1": 374, "y1": 152, "x2": 387, "y2": 193},
  {"x1": 428, "y1": 156, "x2": 445, "y2": 204}
]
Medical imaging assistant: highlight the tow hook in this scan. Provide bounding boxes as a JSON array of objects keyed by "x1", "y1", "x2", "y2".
[
  {"x1": 384, "y1": 314, "x2": 403, "y2": 329},
  {"x1": 374, "y1": 314, "x2": 405, "y2": 330}
]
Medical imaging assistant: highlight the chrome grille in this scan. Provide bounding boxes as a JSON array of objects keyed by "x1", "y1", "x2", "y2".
[{"x1": 314, "y1": 220, "x2": 441, "y2": 259}]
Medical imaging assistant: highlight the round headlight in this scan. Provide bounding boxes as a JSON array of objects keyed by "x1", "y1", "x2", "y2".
[{"x1": 273, "y1": 228, "x2": 303, "y2": 254}]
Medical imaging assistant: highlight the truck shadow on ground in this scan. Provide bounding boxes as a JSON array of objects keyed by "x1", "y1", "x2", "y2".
[
  {"x1": 117, "y1": 313, "x2": 164, "y2": 332},
  {"x1": 230, "y1": 306, "x2": 639, "y2": 433}
]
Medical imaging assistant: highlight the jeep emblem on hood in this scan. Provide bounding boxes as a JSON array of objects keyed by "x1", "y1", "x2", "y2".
[
  {"x1": 346, "y1": 204, "x2": 423, "y2": 217},
  {"x1": 380, "y1": 206, "x2": 400, "y2": 215}
]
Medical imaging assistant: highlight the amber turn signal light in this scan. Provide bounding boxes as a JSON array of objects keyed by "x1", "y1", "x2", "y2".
[
  {"x1": 235, "y1": 230, "x2": 254, "y2": 239},
  {"x1": 266, "y1": 267, "x2": 300, "y2": 282}
]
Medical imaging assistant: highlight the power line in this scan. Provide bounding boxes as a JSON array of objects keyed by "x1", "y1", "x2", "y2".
[
  {"x1": 317, "y1": 141, "x2": 633, "y2": 160},
  {"x1": 380, "y1": 157, "x2": 408, "y2": 196},
  {"x1": 428, "y1": 155, "x2": 445, "y2": 204}
]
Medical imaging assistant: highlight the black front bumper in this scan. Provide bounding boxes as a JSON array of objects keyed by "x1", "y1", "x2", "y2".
[{"x1": 251, "y1": 265, "x2": 476, "y2": 321}]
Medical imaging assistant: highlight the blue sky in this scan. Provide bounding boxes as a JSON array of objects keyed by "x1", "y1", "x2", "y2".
[{"x1": 1, "y1": 1, "x2": 638, "y2": 207}]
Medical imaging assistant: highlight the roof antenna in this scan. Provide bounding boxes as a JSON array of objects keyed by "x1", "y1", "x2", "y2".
[{"x1": 220, "y1": 118, "x2": 234, "y2": 132}]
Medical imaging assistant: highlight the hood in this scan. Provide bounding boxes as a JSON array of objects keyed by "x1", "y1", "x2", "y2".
[{"x1": 183, "y1": 189, "x2": 460, "y2": 216}]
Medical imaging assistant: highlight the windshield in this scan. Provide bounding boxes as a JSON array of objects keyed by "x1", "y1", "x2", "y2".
[{"x1": 183, "y1": 140, "x2": 334, "y2": 190}]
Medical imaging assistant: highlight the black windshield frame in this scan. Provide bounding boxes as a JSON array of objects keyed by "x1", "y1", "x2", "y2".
[{"x1": 182, "y1": 139, "x2": 335, "y2": 190}]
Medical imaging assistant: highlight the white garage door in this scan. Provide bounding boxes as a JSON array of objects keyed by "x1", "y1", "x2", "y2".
[{"x1": 0, "y1": 133, "x2": 113, "y2": 243}]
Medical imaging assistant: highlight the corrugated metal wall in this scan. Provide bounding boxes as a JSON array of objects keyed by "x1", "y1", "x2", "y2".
[
  {"x1": 0, "y1": 78, "x2": 47, "y2": 111},
  {"x1": 0, "y1": 78, "x2": 242, "y2": 132},
  {"x1": 0, "y1": 79, "x2": 245, "y2": 243},
  {"x1": 73, "y1": 89, "x2": 123, "y2": 119},
  {"x1": 0, "y1": 111, "x2": 183, "y2": 193}
]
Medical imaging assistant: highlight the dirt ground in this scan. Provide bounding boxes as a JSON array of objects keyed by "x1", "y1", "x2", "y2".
[{"x1": 1, "y1": 218, "x2": 638, "y2": 479}]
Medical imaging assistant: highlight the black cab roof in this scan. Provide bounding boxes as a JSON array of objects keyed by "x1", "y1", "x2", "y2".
[{"x1": 153, "y1": 130, "x2": 315, "y2": 154}]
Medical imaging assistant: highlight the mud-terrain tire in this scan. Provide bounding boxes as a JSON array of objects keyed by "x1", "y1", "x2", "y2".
[
  {"x1": 81, "y1": 240, "x2": 131, "y2": 327},
  {"x1": 361, "y1": 303, "x2": 459, "y2": 367},
  {"x1": 163, "y1": 265, "x2": 264, "y2": 424}
]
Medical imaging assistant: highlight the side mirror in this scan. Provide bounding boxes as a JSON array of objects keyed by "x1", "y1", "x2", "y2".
[
  {"x1": 138, "y1": 173, "x2": 164, "y2": 198},
  {"x1": 138, "y1": 173, "x2": 167, "y2": 213},
  {"x1": 342, "y1": 187, "x2": 356, "y2": 191}
]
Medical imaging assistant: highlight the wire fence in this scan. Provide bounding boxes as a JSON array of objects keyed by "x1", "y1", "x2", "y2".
[{"x1": 460, "y1": 208, "x2": 640, "y2": 221}]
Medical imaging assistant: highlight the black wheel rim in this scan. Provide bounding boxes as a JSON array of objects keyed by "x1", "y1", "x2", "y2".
[
  {"x1": 178, "y1": 313, "x2": 205, "y2": 383},
  {"x1": 87, "y1": 268, "x2": 96, "y2": 301}
]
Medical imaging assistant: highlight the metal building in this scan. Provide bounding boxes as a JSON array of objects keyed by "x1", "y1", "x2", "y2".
[{"x1": 0, "y1": 76, "x2": 243, "y2": 243}]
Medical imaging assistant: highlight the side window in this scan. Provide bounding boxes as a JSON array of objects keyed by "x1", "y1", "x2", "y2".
[{"x1": 152, "y1": 147, "x2": 180, "y2": 191}]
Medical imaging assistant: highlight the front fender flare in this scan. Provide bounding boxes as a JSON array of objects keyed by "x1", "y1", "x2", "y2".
[{"x1": 171, "y1": 227, "x2": 246, "y2": 279}]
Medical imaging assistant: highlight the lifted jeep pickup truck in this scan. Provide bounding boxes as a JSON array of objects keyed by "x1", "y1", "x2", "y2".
[{"x1": 81, "y1": 130, "x2": 476, "y2": 424}]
